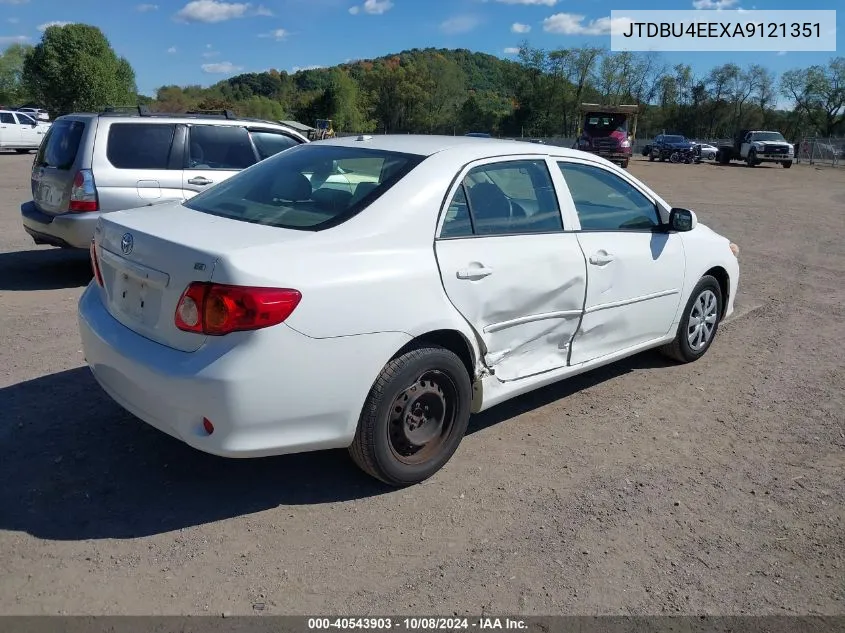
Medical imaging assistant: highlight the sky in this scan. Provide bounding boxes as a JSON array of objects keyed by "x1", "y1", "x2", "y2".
[{"x1": 0, "y1": 0, "x2": 841, "y2": 97}]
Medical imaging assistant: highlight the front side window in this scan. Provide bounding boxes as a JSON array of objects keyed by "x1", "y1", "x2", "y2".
[
  {"x1": 183, "y1": 144, "x2": 424, "y2": 231},
  {"x1": 558, "y1": 162, "x2": 660, "y2": 231},
  {"x1": 187, "y1": 125, "x2": 256, "y2": 170},
  {"x1": 250, "y1": 130, "x2": 300, "y2": 161},
  {"x1": 440, "y1": 159, "x2": 563, "y2": 237},
  {"x1": 107, "y1": 123, "x2": 176, "y2": 169},
  {"x1": 15, "y1": 113, "x2": 36, "y2": 125}
]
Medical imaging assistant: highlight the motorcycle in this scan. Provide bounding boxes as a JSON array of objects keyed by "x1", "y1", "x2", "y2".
[{"x1": 669, "y1": 144, "x2": 702, "y2": 164}]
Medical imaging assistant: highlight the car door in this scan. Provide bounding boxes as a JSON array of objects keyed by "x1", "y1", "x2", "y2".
[
  {"x1": 434, "y1": 157, "x2": 587, "y2": 382},
  {"x1": 740, "y1": 132, "x2": 753, "y2": 158},
  {"x1": 182, "y1": 124, "x2": 258, "y2": 198},
  {"x1": 96, "y1": 122, "x2": 185, "y2": 211},
  {"x1": 0, "y1": 112, "x2": 21, "y2": 147},
  {"x1": 14, "y1": 113, "x2": 42, "y2": 147},
  {"x1": 556, "y1": 159, "x2": 686, "y2": 365}
]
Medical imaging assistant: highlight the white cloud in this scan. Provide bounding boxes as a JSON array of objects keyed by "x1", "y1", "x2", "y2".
[
  {"x1": 202, "y1": 49, "x2": 220, "y2": 57},
  {"x1": 167, "y1": 46, "x2": 177, "y2": 53},
  {"x1": 258, "y1": 28, "x2": 288, "y2": 40},
  {"x1": 136, "y1": 3, "x2": 159, "y2": 11},
  {"x1": 0, "y1": 34, "x2": 29, "y2": 44},
  {"x1": 543, "y1": 13, "x2": 630, "y2": 36},
  {"x1": 348, "y1": 0, "x2": 393, "y2": 15},
  {"x1": 503, "y1": 47, "x2": 521, "y2": 54},
  {"x1": 511, "y1": 22, "x2": 531, "y2": 33},
  {"x1": 692, "y1": 0, "x2": 738, "y2": 9},
  {"x1": 175, "y1": 0, "x2": 271, "y2": 23},
  {"x1": 37, "y1": 21, "x2": 72, "y2": 31},
  {"x1": 7, "y1": 17, "x2": 20, "y2": 23},
  {"x1": 440, "y1": 15, "x2": 481, "y2": 34},
  {"x1": 292, "y1": 64, "x2": 323, "y2": 72},
  {"x1": 201, "y1": 61, "x2": 243, "y2": 73},
  {"x1": 493, "y1": 0, "x2": 557, "y2": 5}
]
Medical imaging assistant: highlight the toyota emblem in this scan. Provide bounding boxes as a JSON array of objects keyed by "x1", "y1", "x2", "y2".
[{"x1": 120, "y1": 232, "x2": 134, "y2": 255}]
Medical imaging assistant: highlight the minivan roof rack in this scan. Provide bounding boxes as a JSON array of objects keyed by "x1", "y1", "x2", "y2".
[
  {"x1": 101, "y1": 105, "x2": 151, "y2": 116},
  {"x1": 185, "y1": 109, "x2": 237, "y2": 119}
]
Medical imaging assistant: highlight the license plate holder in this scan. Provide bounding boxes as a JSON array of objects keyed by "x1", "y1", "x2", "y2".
[{"x1": 116, "y1": 273, "x2": 148, "y2": 321}]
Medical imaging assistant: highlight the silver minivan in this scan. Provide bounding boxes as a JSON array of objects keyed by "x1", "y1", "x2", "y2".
[{"x1": 21, "y1": 107, "x2": 309, "y2": 249}]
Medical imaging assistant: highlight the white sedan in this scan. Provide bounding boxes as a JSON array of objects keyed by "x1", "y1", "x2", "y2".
[{"x1": 79, "y1": 135, "x2": 740, "y2": 486}]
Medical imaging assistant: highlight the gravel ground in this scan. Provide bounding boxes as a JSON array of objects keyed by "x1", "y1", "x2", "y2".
[{"x1": 0, "y1": 151, "x2": 842, "y2": 616}]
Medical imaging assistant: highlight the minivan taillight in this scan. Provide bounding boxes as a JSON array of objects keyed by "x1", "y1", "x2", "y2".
[
  {"x1": 174, "y1": 283, "x2": 302, "y2": 336},
  {"x1": 89, "y1": 240, "x2": 104, "y2": 286},
  {"x1": 69, "y1": 169, "x2": 98, "y2": 212}
]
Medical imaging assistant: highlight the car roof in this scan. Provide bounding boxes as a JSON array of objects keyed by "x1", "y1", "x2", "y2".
[{"x1": 314, "y1": 134, "x2": 584, "y2": 159}]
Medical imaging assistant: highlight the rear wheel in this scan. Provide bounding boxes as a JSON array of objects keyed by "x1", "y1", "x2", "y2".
[
  {"x1": 14, "y1": 149, "x2": 31, "y2": 154},
  {"x1": 660, "y1": 275, "x2": 723, "y2": 364},
  {"x1": 349, "y1": 345, "x2": 472, "y2": 486}
]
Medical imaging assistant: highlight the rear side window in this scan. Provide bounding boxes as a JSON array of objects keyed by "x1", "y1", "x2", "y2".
[
  {"x1": 35, "y1": 119, "x2": 85, "y2": 170},
  {"x1": 250, "y1": 130, "x2": 300, "y2": 161},
  {"x1": 1, "y1": 113, "x2": 15, "y2": 124},
  {"x1": 187, "y1": 125, "x2": 256, "y2": 170},
  {"x1": 183, "y1": 144, "x2": 424, "y2": 231},
  {"x1": 107, "y1": 123, "x2": 176, "y2": 169}
]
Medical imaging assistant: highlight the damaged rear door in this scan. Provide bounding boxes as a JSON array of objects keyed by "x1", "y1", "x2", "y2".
[{"x1": 434, "y1": 157, "x2": 587, "y2": 382}]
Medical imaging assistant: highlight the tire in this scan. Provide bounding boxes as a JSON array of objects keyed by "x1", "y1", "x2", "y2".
[
  {"x1": 745, "y1": 149, "x2": 757, "y2": 167},
  {"x1": 14, "y1": 149, "x2": 31, "y2": 154},
  {"x1": 349, "y1": 344, "x2": 472, "y2": 486},
  {"x1": 660, "y1": 275, "x2": 723, "y2": 364},
  {"x1": 649, "y1": 151, "x2": 655, "y2": 162},
  {"x1": 782, "y1": 161, "x2": 792, "y2": 168},
  {"x1": 718, "y1": 151, "x2": 730, "y2": 165},
  {"x1": 669, "y1": 152, "x2": 680, "y2": 164},
  {"x1": 620, "y1": 159, "x2": 629, "y2": 168}
]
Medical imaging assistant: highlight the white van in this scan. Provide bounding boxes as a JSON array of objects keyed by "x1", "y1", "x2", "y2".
[{"x1": 0, "y1": 109, "x2": 51, "y2": 153}]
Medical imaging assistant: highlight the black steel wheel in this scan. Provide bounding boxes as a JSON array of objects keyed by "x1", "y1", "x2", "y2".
[{"x1": 349, "y1": 345, "x2": 472, "y2": 486}]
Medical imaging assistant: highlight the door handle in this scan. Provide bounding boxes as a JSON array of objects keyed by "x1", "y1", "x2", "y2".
[
  {"x1": 187, "y1": 176, "x2": 213, "y2": 186},
  {"x1": 456, "y1": 266, "x2": 493, "y2": 280},
  {"x1": 588, "y1": 250, "x2": 615, "y2": 266}
]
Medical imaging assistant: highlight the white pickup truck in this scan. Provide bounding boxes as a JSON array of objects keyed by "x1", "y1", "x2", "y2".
[
  {"x1": 0, "y1": 109, "x2": 51, "y2": 153},
  {"x1": 717, "y1": 129, "x2": 794, "y2": 168}
]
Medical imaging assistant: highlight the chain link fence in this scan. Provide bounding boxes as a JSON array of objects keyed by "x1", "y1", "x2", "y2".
[{"x1": 795, "y1": 138, "x2": 845, "y2": 167}]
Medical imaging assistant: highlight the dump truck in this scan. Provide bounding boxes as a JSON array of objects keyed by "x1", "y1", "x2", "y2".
[{"x1": 574, "y1": 103, "x2": 639, "y2": 168}]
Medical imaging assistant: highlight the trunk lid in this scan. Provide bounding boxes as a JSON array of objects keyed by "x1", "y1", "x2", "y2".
[
  {"x1": 95, "y1": 201, "x2": 310, "y2": 352},
  {"x1": 31, "y1": 118, "x2": 89, "y2": 216}
]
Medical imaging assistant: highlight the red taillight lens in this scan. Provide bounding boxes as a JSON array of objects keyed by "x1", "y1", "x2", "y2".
[
  {"x1": 89, "y1": 240, "x2": 104, "y2": 286},
  {"x1": 69, "y1": 169, "x2": 99, "y2": 212},
  {"x1": 175, "y1": 283, "x2": 301, "y2": 336}
]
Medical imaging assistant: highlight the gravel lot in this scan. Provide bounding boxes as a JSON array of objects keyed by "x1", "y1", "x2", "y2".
[{"x1": 0, "y1": 151, "x2": 842, "y2": 616}]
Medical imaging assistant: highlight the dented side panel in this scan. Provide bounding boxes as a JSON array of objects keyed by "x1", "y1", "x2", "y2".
[
  {"x1": 569, "y1": 231, "x2": 686, "y2": 365},
  {"x1": 434, "y1": 233, "x2": 587, "y2": 382}
]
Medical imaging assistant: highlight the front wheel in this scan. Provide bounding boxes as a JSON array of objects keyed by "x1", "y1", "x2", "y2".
[
  {"x1": 669, "y1": 152, "x2": 680, "y2": 163},
  {"x1": 620, "y1": 159, "x2": 629, "y2": 169},
  {"x1": 782, "y1": 160, "x2": 793, "y2": 168},
  {"x1": 349, "y1": 345, "x2": 472, "y2": 486},
  {"x1": 660, "y1": 275, "x2": 723, "y2": 363},
  {"x1": 14, "y1": 149, "x2": 32, "y2": 154}
]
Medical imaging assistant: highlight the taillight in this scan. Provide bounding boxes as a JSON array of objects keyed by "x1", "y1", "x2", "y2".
[
  {"x1": 89, "y1": 240, "x2": 104, "y2": 286},
  {"x1": 69, "y1": 169, "x2": 98, "y2": 212},
  {"x1": 175, "y1": 283, "x2": 301, "y2": 336}
]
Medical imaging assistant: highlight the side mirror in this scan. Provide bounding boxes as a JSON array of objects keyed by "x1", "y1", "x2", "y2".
[{"x1": 669, "y1": 207, "x2": 697, "y2": 232}]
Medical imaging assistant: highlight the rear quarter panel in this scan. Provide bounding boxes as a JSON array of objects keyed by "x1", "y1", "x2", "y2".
[{"x1": 207, "y1": 154, "x2": 482, "y2": 353}]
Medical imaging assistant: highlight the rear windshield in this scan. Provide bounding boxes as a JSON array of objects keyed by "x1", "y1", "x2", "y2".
[
  {"x1": 183, "y1": 144, "x2": 425, "y2": 231},
  {"x1": 34, "y1": 119, "x2": 85, "y2": 170}
]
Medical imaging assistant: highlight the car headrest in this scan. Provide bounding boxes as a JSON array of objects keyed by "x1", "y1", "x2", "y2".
[
  {"x1": 467, "y1": 182, "x2": 510, "y2": 220},
  {"x1": 270, "y1": 171, "x2": 313, "y2": 202}
]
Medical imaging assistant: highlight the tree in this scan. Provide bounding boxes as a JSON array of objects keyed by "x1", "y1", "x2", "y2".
[
  {"x1": 22, "y1": 23, "x2": 137, "y2": 116},
  {"x1": 0, "y1": 43, "x2": 33, "y2": 105}
]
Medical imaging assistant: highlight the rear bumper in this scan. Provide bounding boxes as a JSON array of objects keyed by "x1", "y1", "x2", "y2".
[
  {"x1": 21, "y1": 201, "x2": 101, "y2": 249},
  {"x1": 77, "y1": 283, "x2": 411, "y2": 458}
]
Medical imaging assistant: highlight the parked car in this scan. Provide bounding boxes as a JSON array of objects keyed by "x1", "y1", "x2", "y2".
[
  {"x1": 716, "y1": 129, "x2": 794, "y2": 168},
  {"x1": 693, "y1": 141, "x2": 718, "y2": 160},
  {"x1": 0, "y1": 109, "x2": 51, "y2": 153},
  {"x1": 648, "y1": 134, "x2": 696, "y2": 162},
  {"x1": 79, "y1": 135, "x2": 740, "y2": 486},
  {"x1": 17, "y1": 107, "x2": 50, "y2": 122},
  {"x1": 21, "y1": 106, "x2": 309, "y2": 250}
]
